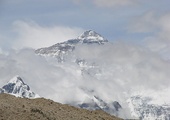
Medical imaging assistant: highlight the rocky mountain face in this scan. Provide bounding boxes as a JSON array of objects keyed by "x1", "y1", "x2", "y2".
[
  {"x1": 0, "y1": 93, "x2": 122, "y2": 120},
  {"x1": 0, "y1": 76, "x2": 39, "y2": 98},
  {"x1": 78, "y1": 95, "x2": 122, "y2": 116}
]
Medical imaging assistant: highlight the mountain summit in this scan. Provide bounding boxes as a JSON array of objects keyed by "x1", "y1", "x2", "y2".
[
  {"x1": 0, "y1": 76, "x2": 39, "y2": 98},
  {"x1": 77, "y1": 30, "x2": 108, "y2": 43},
  {"x1": 35, "y1": 30, "x2": 108, "y2": 61}
]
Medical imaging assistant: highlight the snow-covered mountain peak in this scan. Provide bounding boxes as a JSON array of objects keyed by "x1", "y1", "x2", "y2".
[
  {"x1": 77, "y1": 30, "x2": 107, "y2": 42},
  {"x1": 8, "y1": 75, "x2": 25, "y2": 84},
  {"x1": 0, "y1": 76, "x2": 39, "y2": 98},
  {"x1": 35, "y1": 30, "x2": 108, "y2": 61}
]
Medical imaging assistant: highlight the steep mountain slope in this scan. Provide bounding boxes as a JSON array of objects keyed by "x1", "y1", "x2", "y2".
[
  {"x1": 0, "y1": 93, "x2": 122, "y2": 120},
  {"x1": 0, "y1": 76, "x2": 39, "y2": 98}
]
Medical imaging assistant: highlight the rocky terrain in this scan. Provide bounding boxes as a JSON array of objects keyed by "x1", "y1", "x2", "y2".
[{"x1": 0, "y1": 93, "x2": 122, "y2": 120}]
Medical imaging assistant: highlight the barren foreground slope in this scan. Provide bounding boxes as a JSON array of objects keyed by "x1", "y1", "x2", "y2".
[{"x1": 0, "y1": 94, "x2": 122, "y2": 120}]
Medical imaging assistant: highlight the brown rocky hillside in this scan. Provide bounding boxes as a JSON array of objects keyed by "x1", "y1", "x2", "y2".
[{"x1": 0, "y1": 93, "x2": 122, "y2": 120}]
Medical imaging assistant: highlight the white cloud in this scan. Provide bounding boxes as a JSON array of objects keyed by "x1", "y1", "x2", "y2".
[
  {"x1": 12, "y1": 20, "x2": 84, "y2": 49},
  {"x1": 0, "y1": 49, "x2": 84, "y2": 103},
  {"x1": 128, "y1": 12, "x2": 157, "y2": 33},
  {"x1": 0, "y1": 43, "x2": 170, "y2": 100},
  {"x1": 127, "y1": 12, "x2": 170, "y2": 59},
  {"x1": 128, "y1": 12, "x2": 170, "y2": 40},
  {"x1": 158, "y1": 14, "x2": 170, "y2": 40}
]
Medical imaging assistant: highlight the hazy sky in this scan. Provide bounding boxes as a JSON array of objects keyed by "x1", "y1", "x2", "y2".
[{"x1": 0, "y1": 0, "x2": 170, "y2": 50}]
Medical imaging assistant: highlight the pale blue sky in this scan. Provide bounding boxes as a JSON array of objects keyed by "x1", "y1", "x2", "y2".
[{"x1": 0, "y1": 0, "x2": 170, "y2": 50}]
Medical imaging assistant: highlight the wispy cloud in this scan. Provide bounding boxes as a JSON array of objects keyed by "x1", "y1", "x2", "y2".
[
  {"x1": 128, "y1": 12, "x2": 157, "y2": 33},
  {"x1": 12, "y1": 20, "x2": 84, "y2": 49},
  {"x1": 127, "y1": 12, "x2": 170, "y2": 59}
]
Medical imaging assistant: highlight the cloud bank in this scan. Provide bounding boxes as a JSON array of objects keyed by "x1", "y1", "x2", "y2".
[
  {"x1": 0, "y1": 40, "x2": 169, "y2": 104},
  {"x1": 0, "y1": 36, "x2": 170, "y2": 119}
]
